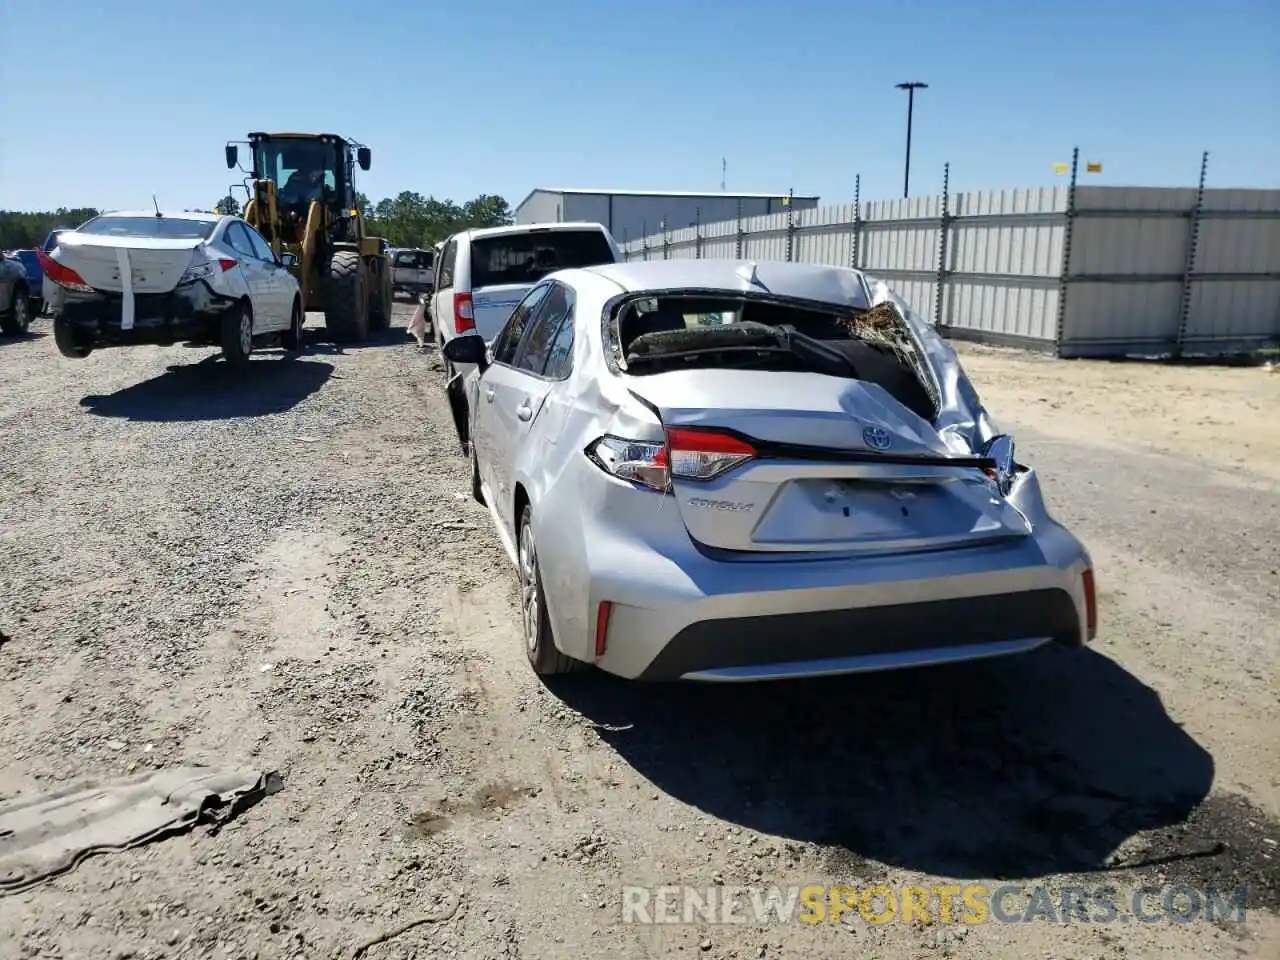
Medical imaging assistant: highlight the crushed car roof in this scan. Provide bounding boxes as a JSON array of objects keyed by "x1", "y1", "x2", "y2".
[{"x1": 581, "y1": 259, "x2": 873, "y2": 309}]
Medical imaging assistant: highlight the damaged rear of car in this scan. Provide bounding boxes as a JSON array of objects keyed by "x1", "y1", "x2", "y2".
[{"x1": 454, "y1": 258, "x2": 1096, "y2": 682}]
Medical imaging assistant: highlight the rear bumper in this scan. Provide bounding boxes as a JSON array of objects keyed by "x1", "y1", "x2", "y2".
[
  {"x1": 538, "y1": 461, "x2": 1093, "y2": 682},
  {"x1": 53, "y1": 282, "x2": 235, "y2": 345}
]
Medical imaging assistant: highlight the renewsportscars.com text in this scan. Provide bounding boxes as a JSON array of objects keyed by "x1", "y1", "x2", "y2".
[{"x1": 621, "y1": 883, "x2": 1251, "y2": 926}]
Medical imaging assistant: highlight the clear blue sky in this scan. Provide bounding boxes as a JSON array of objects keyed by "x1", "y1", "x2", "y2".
[{"x1": 2, "y1": 0, "x2": 1276, "y2": 214}]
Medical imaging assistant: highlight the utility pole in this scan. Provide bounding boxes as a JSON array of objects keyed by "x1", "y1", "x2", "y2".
[{"x1": 895, "y1": 82, "x2": 928, "y2": 198}]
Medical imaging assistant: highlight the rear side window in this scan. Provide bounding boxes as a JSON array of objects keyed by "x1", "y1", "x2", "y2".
[
  {"x1": 514, "y1": 284, "x2": 573, "y2": 375},
  {"x1": 469, "y1": 229, "x2": 613, "y2": 288},
  {"x1": 542, "y1": 306, "x2": 576, "y2": 380},
  {"x1": 438, "y1": 240, "x2": 457, "y2": 287},
  {"x1": 492, "y1": 283, "x2": 551, "y2": 366},
  {"x1": 78, "y1": 216, "x2": 217, "y2": 240},
  {"x1": 224, "y1": 223, "x2": 256, "y2": 258}
]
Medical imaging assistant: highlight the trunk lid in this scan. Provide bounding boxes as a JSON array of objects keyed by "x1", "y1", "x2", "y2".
[
  {"x1": 472, "y1": 282, "x2": 533, "y2": 343},
  {"x1": 631, "y1": 368, "x2": 1031, "y2": 556},
  {"x1": 54, "y1": 234, "x2": 199, "y2": 295}
]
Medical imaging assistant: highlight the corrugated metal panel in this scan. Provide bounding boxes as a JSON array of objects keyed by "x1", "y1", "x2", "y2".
[
  {"x1": 1060, "y1": 281, "x2": 1183, "y2": 354},
  {"x1": 1183, "y1": 281, "x2": 1280, "y2": 351},
  {"x1": 946, "y1": 279, "x2": 1060, "y2": 342},
  {"x1": 1068, "y1": 214, "x2": 1188, "y2": 277}
]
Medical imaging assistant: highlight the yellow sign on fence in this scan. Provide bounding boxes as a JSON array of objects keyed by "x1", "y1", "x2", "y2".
[{"x1": 1086, "y1": 161, "x2": 1103, "y2": 173}]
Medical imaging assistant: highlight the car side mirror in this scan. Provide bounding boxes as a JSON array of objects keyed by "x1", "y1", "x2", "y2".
[
  {"x1": 357, "y1": 147, "x2": 371, "y2": 171},
  {"x1": 225, "y1": 144, "x2": 238, "y2": 169},
  {"x1": 442, "y1": 334, "x2": 487, "y2": 368},
  {"x1": 982, "y1": 434, "x2": 1017, "y2": 495},
  {"x1": 279, "y1": 252, "x2": 298, "y2": 268}
]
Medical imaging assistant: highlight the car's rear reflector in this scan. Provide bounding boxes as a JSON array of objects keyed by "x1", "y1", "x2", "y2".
[
  {"x1": 595, "y1": 601, "x2": 612, "y2": 657},
  {"x1": 37, "y1": 248, "x2": 93, "y2": 293},
  {"x1": 1082, "y1": 568, "x2": 1097, "y2": 641},
  {"x1": 217, "y1": 258, "x2": 237, "y2": 271}
]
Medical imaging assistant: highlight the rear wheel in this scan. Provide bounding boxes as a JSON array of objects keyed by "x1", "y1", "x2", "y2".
[
  {"x1": 1, "y1": 287, "x2": 31, "y2": 335},
  {"x1": 53, "y1": 318, "x2": 92, "y2": 358},
  {"x1": 518, "y1": 504, "x2": 580, "y2": 675},
  {"x1": 280, "y1": 298, "x2": 305, "y2": 351},
  {"x1": 323, "y1": 251, "x2": 368, "y2": 343},
  {"x1": 220, "y1": 301, "x2": 253, "y2": 366}
]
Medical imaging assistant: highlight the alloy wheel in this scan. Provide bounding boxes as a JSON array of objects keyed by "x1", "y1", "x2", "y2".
[{"x1": 519, "y1": 525, "x2": 539, "y2": 653}]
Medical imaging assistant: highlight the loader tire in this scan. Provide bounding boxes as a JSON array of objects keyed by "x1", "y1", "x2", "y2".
[
  {"x1": 369, "y1": 259, "x2": 393, "y2": 331},
  {"x1": 323, "y1": 251, "x2": 368, "y2": 344}
]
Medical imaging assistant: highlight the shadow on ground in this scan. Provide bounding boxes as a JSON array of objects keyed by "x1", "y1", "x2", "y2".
[
  {"x1": 303, "y1": 321, "x2": 414, "y2": 354},
  {"x1": 0, "y1": 331, "x2": 47, "y2": 346},
  {"x1": 78, "y1": 354, "x2": 333, "y2": 421},
  {"x1": 547, "y1": 645, "x2": 1217, "y2": 881}
]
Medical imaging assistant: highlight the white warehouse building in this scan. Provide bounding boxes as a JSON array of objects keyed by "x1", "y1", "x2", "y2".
[{"x1": 513, "y1": 188, "x2": 821, "y2": 246}]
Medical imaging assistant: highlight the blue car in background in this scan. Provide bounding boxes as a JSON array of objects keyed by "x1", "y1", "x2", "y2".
[{"x1": 11, "y1": 250, "x2": 44, "y2": 314}]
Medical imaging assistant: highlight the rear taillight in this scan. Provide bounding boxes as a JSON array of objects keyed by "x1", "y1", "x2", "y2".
[
  {"x1": 666, "y1": 427, "x2": 756, "y2": 480},
  {"x1": 454, "y1": 292, "x2": 474, "y2": 334},
  {"x1": 37, "y1": 248, "x2": 93, "y2": 293},
  {"x1": 586, "y1": 427, "x2": 757, "y2": 491},
  {"x1": 178, "y1": 256, "x2": 237, "y2": 286},
  {"x1": 1082, "y1": 568, "x2": 1098, "y2": 641}
]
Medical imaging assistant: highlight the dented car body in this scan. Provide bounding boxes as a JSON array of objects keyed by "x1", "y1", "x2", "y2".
[{"x1": 442, "y1": 259, "x2": 1096, "y2": 682}]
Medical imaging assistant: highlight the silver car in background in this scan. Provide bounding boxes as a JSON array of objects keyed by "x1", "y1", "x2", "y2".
[{"x1": 441, "y1": 259, "x2": 1096, "y2": 682}]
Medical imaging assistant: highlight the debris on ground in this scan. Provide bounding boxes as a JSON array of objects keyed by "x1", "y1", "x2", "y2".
[{"x1": 0, "y1": 766, "x2": 283, "y2": 896}]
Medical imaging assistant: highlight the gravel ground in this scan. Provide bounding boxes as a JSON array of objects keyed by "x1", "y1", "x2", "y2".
[{"x1": 1, "y1": 307, "x2": 1277, "y2": 960}]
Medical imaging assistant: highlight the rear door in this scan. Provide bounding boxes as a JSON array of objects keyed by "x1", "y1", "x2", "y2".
[
  {"x1": 223, "y1": 223, "x2": 274, "y2": 323},
  {"x1": 481, "y1": 284, "x2": 565, "y2": 522},
  {"x1": 474, "y1": 282, "x2": 551, "y2": 500},
  {"x1": 241, "y1": 223, "x2": 289, "y2": 329}
]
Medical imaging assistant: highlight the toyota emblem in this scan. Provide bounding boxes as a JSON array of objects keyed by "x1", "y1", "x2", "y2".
[{"x1": 862, "y1": 425, "x2": 893, "y2": 450}]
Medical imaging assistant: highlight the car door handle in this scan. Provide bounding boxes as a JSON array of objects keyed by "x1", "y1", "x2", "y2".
[
  {"x1": 485, "y1": 387, "x2": 495, "y2": 402},
  {"x1": 516, "y1": 402, "x2": 533, "y2": 422}
]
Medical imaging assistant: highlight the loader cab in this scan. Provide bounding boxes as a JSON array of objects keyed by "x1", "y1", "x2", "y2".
[{"x1": 234, "y1": 133, "x2": 372, "y2": 241}]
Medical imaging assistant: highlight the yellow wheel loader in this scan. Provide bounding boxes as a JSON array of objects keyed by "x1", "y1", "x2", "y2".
[{"x1": 223, "y1": 132, "x2": 393, "y2": 343}]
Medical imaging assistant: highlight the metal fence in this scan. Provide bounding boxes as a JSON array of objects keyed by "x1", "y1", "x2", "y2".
[{"x1": 618, "y1": 151, "x2": 1280, "y2": 358}]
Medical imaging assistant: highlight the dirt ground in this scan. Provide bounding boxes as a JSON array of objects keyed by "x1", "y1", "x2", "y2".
[{"x1": 1, "y1": 309, "x2": 1277, "y2": 960}]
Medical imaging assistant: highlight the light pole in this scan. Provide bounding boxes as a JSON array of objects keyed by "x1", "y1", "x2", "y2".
[{"x1": 895, "y1": 81, "x2": 928, "y2": 198}]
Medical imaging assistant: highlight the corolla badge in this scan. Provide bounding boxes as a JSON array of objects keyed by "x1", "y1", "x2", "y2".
[{"x1": 862, "y1": 425, "x2": 893, "y2": 450}]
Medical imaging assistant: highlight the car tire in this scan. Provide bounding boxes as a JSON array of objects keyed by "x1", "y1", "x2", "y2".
[
  {"x1": 471, "y1": 446, "x2": 485, "y2": 505},
  {"x1": 53, "y1": 318, "x2": 92, "y2": 358},
  {"x1": 518, "y1": 503, "x2": 581, "y2": 676},
  {"x1": 280, "y1": 298, "x2": 305, "y2": 351},
  {"x1": 1, "y1": 286, "x2": 31, "y2": 336},
  {"x1": 323, "y1": 251, "x2": 369, "y2": 343},
  {"x1": 220, "y1": 301, "x2": 253, "y2": 366}
]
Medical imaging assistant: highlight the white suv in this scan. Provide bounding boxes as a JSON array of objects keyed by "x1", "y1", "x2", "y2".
[{"x1": 430, "y1": 222, "x2": 622, "y2": 377}]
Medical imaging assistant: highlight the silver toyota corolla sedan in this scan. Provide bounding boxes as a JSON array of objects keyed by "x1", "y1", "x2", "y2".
[{"x1": 440, "y1": 259, "x2": 1096, "y2": 682}]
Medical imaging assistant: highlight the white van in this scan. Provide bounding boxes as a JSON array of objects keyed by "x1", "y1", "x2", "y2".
[
  {"x1": 391, "y1": 247, "x2": 435, "y2": 296},
  {"x1": 430, "y1": 222, "x2": 622, "y2": 374}
]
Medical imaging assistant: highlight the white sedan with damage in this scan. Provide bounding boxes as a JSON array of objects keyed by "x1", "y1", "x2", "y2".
[
  {"x1": 441, "y1": 259, "x2": 1097, "y2": 682},
  {"x1": 41, "y1": 210, "x2": 304, "y2": 365}
]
